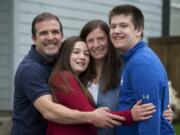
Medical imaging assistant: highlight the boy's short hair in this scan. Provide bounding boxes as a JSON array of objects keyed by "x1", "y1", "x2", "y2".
[{"x1": 109, "y1": 4, "x2": 144, "y2": 37}]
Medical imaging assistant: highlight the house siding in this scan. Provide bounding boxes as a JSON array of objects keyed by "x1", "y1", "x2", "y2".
[
  {"x1": 0, "y1": 0, "x2": 11, "y2": 110},
  {"x1": 170, "y1": 4, "x2": 180, "y2": 36}
]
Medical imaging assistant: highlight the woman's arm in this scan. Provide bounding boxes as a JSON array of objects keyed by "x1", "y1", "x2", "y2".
[{"x1": 163, "y1": 104, "x2": 173, "y2": 123}]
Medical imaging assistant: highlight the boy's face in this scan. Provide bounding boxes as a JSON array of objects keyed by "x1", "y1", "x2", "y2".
[
  {"x1": 32, "y1": 19, "x2": 63, "y2": 59},
  {"x1": 110, "y1": 14, "x2": 142, "y2": 53}
]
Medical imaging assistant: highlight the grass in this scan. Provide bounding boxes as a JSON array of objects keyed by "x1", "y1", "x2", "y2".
[{"x1": 174, "y1": 122, "x2": 180, "y2": 135}]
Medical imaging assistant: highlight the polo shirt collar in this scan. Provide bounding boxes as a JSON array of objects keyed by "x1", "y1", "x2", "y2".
[{"x1": 29, "y1": 45, "x2": 54, "y2": 65}]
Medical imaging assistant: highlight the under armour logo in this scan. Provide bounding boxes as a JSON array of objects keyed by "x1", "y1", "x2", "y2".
[
  {"x1": 120, "y1": 75, "x2": 124, "y2": 85},
  {"x1": 142, "y1": 94, "x2": 150, "y2": 100}
]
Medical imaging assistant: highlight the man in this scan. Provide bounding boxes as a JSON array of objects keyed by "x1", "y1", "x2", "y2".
[
  {"x1": 109, "y1": 4, "x2": 175, "y2": 135},
  {"x1": 11, "y1": 12, "x2": 124, "y2": 135}
]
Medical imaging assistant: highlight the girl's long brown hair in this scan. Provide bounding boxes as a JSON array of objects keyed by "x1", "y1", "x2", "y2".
[{"x1": 49, "y1": 36, "x2": 96, "y2": 102}]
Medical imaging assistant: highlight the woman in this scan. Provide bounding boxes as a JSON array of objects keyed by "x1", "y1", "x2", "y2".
[
  {"x1": 80, "y1": 20, "x2": 173, "y2": 135},
  {"x1": 47, "y1": 36, "x2": 156, "y2": 135}
]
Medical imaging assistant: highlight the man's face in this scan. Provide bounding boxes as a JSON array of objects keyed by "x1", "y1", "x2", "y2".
[
  {"x1": 110, "y1": 14, "x2": 142, "y2": 53},
  {"x1": 32, "y1": 19, "x2": 63, "y2": 59}
]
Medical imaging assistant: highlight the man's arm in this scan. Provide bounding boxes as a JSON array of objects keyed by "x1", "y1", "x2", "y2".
[
  {"x1": 23, "y1": 66, "x2": 124, "y2": 128},
  {"x1": 34, "y1": 94, "x2": 124, "y2": 128}
]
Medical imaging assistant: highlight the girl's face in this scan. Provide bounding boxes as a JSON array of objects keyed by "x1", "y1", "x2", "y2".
[
  {"x1": 70, "y1": 41, "x2": 90, "y2": 75},
  {"x1": 86, "y1": 28, "x2": 108, "y2": 61}
]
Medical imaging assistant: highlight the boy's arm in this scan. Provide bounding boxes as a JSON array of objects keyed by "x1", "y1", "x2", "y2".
[{"x1": 131, "y1": 63, "x2": 163, "y2": 135}]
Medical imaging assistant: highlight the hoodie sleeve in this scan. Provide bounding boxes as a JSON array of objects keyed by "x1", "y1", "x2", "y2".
[{"x1": 130, "y1": 63, "x2": 166, "y2": 135}]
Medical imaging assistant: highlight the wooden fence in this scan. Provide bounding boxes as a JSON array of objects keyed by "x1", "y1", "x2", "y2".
[{"x1": 149, "y1": 37, "x2": 180, "y2": 97}]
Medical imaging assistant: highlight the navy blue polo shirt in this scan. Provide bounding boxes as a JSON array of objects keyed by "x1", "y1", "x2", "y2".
[{"x1": 11, "y1": 45, "x2": 53, "y2": 135}]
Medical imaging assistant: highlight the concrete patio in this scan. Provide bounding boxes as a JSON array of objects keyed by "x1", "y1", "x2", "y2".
[{"x1": 0, "y1": 112, "x2": 12, "y2": 135}]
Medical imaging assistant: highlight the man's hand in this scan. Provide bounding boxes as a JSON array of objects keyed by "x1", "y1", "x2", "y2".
[{"x1": 90, "y1": 107, "x2": 125, "y2": 128}]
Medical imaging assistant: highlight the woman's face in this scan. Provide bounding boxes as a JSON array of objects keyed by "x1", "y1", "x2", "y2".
[
  {"x1": 85, "y1": 28, "x2": 108, "y2": 61},
  {"x1": 70, "y1": 41, "x2": 90, "y2": 75}
]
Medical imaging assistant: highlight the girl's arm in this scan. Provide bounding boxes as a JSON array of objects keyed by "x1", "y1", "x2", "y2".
[{"x1": 112, "y1": 100, "x2": 156, "y2": 125}]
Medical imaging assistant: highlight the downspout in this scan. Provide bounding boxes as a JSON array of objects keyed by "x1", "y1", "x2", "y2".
[{"x1": 162, "y1": 0, "x2": 170, "y2": 37}]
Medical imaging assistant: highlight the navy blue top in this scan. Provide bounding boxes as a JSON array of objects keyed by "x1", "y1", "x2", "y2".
[
  {"x1": 11, "y1": 45, "x2": 53, "y2": 135},
  {"x1": 116, "y1": 41, "x2": 175, "y2": 135}
]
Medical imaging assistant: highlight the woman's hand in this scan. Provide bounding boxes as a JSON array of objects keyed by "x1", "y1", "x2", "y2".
[
  {"x1": 131, "y1": 100, "x2": 156, "y2": 121},
  {"x1": 163, "y1": 104, "x2": 173, "y2": 123}
]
